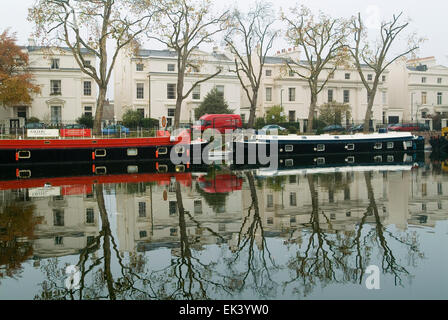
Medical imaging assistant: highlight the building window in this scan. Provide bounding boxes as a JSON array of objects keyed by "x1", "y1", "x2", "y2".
[
  {"x1": 53, "y1": 209, "x2": 64, "y2": 226},
  {"x1": 328, "y1": 72, "x2": 334, "y2": 79},
  {"x1": 136, "y1": 83, "x2": 144, "y2": 99},
  {"x1": 382, "y1": 75, "x2": 386, "y2": 82},
  {"x1": 343, "y1": 90, "x2": 350, "y2": 103},
  {"x1": 288, "y1": 88, "x2": 295, "y2": 102},
  {"x1": 139, "y1": 202, "x2": 146, "y2": 217},
  {"x1": 167, "y1": 84, "x2": 176, "y2": 99},
  {"x1": 167, "y1": 108, "x2": 175, "y2": 117},
  {"x1": 328, "y1": 89, "x2": 333, "y2": 102},
  {"x1": 345, "y1": 73, "x2": 350, "y2": 80},
  {"x1": 167, "y1": 64, "x2": 175, "y2": 72},
  {"x1": 289, "y1": 70, "x2": 295, "y2": 77},
  {"x1": 289, "y1": 110, "x2": 296, "y2": 122},
  {"x1": 216, "y1": 85, "x2": 224, "y2": 96},
  {"x1": 194, "y1": 200, "x2": 202, "y2": 214},
  {"x1": 54, "y1": 236, "x2": 63, "y2": 245},
  {"x1": 84, "y1": 106, "x2": 92, "y2": 117},
  {"x1": 421, "y1": 92, "x2": 427, "y2": 105},
  {"x1": 367, "y1": 74, "x2": 373, "y2": 81},
  {"x1": 84, "y1": 60, "x2": 91, "y2": 67},
  {"x1": 50, "y1": 80, "x2": 61, "y2": 95},
  {"x1": 83, "y1": 81, "x2": 91, "y2": 96},
  {"x1": 437, "y1": 78, "x2": 442, "y2": 84},
  {"x1": 86, "y1": 208, "x2": 94, "y2": 224},
  {"x1": 136, "y1": 63, "x2": 144, "y2": 71},
  {"x1": 139, "y1": 231, "x2": 147, "y2": 238},
  {"x1": 51, "y1": 58, "x2": 60, "y2": 69},
  {"x1": 192, "y1": 85, "x2": 201, "y2": 100},
  {"x1": 437, "y1": 183, "x2": 443, "y2": 195},
  {"x1": 290, "y1": 192, "x2": 297, "y2": 207},
  {"x1": 382, "y1": 91, "x2": 387, "y2": 105},
  {"x1": 265, "y1": 69, "x2": 272, "y2": 76},
  {"x1": 169, "y1": 201, "x2": 177, "y2": 215},
  {"x1": 437, "y1": 92, "x2": 443, "y2": 105},
  {"x1": 267, "y1": 194, "x2": 273, "y2": 208},
  {"x1": 266, "y1": 87, "x2": 272, "y2": 102},
  {"x1": 51, "y1": 106, "x2": 62, "y2": 124}
]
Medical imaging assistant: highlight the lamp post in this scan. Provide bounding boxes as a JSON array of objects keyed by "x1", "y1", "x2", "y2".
[
  {"x1": 280, "y1": 89, "x2": 284, "y2": 107},
  {"x1": 411, "y1": 92, "x2": 415, "y2": 123}
]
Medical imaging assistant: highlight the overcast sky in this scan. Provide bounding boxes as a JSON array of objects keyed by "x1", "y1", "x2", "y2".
[{"x1": 2, "y1": 0, "x2": 447, "y2": 98}]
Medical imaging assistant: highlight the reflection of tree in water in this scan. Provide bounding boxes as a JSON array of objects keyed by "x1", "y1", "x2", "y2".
[
  {"x1": 283, "y1": 172, "x2": 423, "y2": 297},
  {"x1": 35, "y1": 184, "x2": 155, "y2": 300},
  {"x1": 224, "y1": 172, "x2": 279, "y2": 299},
  {"x1": 0, "y1": 202, "x2": 41, "y2": 283},
  {"x1": 147, "y1": 181, "x2": 231, "y2": 299}
]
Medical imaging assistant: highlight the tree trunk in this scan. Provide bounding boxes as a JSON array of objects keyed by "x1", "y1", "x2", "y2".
[
  {"x1": 94, "y1": 87, "x2": 107, "y2": 135},
  {"x1": 363, "y1": 84, "x2": 378, "y2": 134},
  {"x1": 247, "y1": 93, "x2": 258, "y2": 128},
  {"x1": 174, "y1": 73, "x2": 185, "y2": 129},
  {"x1": 307, "y1": 93, "x2": 318, "y2": 134}
]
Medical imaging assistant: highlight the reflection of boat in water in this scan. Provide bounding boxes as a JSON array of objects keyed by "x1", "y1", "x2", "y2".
[
  {"x1": 196, "y1": 173, "x2": 243, "y2": 193},
  {"x1": 430, "y1": 127, "x2": 448, "y2": 154}
]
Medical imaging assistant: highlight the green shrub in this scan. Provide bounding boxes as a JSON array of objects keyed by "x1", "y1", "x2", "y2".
[
  {"x1": 122, "y1": 110, "x2": 143, "y2": 128},
  {"x1": 141, "y1": 118, "x2": 159, "y2": 129},
  {"x1": 255, "y1": 117, "x2": 266, "y2": 129},
  {"x1": 76, "y1": 114, "x2": 94, "y2": 128},
  {"x1": 27, "y1": 117, "x2": 40, "y2": 123},
  {"x1": 288, "y1": 126, "x2": 298, "y2": 134}
]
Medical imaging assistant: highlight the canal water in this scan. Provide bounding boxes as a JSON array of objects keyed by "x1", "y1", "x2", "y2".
[{"x1": 0, "y1": 154, "x2": 447, "y2": 300}]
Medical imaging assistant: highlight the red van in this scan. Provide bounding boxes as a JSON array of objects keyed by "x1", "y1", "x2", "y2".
[{"x1": 193, "y1": 114, "x2": 242, "y2": 134}]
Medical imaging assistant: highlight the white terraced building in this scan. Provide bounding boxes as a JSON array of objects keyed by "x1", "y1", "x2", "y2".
[
  {"x1": 388, "y1": 56, "x2": 448, "y2": 129},
  {"x1": 239, "y1": 47, "x2": 390, "y2": 131},
  {"x1": 114, "y1": 46, "x2": 241, "y2": 127},
  {"x1": 0, "y1": 41, "x2": 98, "y2": 130}
]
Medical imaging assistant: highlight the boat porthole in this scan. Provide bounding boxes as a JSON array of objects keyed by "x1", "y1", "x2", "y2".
[
  {"x1": 285, "y1": 145, "x2": 294, "y2": 152},
  {"x1": 387, "y1": 156, "x2": 394, "y2": 162},
  {"x1": 387, "y1": 142, "x2": 394, "y2": 149},
  {"x1": 157, "y1": 147, "x2": 168, "y2": 155},
  {"x1": 346, "y1": 144, "x2": 355, "y2": 151},
  {"x1": 127, "y1": 148, "x2": 138, "y2": 156},
  {"x1": 374, "y1": 143, "x2": 383, "y2": 150},
  {"x1": 175, "y1": 165, "x2": 185, "y2": 173},
  {"x1": 157, "y1": 164, "x2": 168, "y2": 173},
  {"x1": 95, "y1": 149, "x2": 107, "y2": 157},
  {"x1": 95, "y1": 166, "x2": 107, "y2": 175},
  {"x1": 346, "y1": 156, "x2": 355, "y2": 164},
  {"x1": 285, "y1": 159, "x2": 294, "y2": 167},
  {"x1": 127, "y1": 165, "x2": 139, "y2": 173},
  {"x1": 317, "y1": 157, "x2": 325, "y2": 165},
  {"x1": 374, "y1": 156, "x2": 383, "y2": 163},
  {"x1": 316, "y1": 144, "x2": 325, "y2": 152},
  {"x1": 18, "y1": 150, "x2": 31, "y2": 159},
  {"x1": 18, "y1": 170, "x2": 31, "y2": 179}
]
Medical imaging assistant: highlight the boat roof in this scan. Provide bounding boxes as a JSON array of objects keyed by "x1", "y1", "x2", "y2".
[{"x1": 253, "y1": 132, "x2": 415, "y2": 141}]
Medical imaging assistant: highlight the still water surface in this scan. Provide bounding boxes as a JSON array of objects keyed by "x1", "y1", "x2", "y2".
[{"x1": 0, "y1": 156, "x2": 447, "y2": 300}]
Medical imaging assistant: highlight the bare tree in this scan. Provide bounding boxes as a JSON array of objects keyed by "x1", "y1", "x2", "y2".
[
  {"x1": 28, "y1": 0, "x2": 156, "y2": 134},
  {"x1": 224, "y1": 2, "x2": 277, "y2": 128},
  {"x1": 348, "y1": 13, "x2": 421, "y2": 133},
  {"x1": 282, "y1": 5, "x2": 349, "y2": 133},
  {"x1": 144, "y1": 0, "x2": 229, "y2": 128}
]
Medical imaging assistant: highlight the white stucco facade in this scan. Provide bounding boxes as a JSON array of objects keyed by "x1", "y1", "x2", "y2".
[
  {"x1": 388, "y1": 56, "x2": 448, "y2": 127},
  {"x1": 239, "y1": 47, "x2": 389, "y2": 130},
  {"x1": 0, "y1": 44, "x2": 98, "y2": 129},
  {"x1": 114, "y1": 47, "x2": 241, "y2": 126}
]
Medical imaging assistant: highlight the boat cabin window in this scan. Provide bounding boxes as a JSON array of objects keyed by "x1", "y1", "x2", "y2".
[
  {"x1": 405, "y1": 141, "x2": 413, "y2": 148},
  {"x1": 346, "y1": 156, "x2": 355, "y2": 164},
  {"x1": 157, "y1": 147, "x2": 168, "y2": 155},
  {"x1": 175, "y1": 165, "x2": 185, "y2": 173},
  {"x1": 95, "y1": 166, "x2": 107, "y2": 175},
  {"x1": 285, "y1": 145, "x2": 294, "y2": 152},
  {"x1": 95, "y1": 149, "x2": 107, "y2": 157},
  {"x1": 316, "y1": 157, "x2": 326, "y2": 165},
  {"x1": 157, "y1": 164, "x2": 168, "y2": 173},
  {"x1": 18, "y1": 150, "x2": 31, "y2": 159},
  {"x1": 175, "y1": 146, "x2": 185, "y2": 154},
  {"x1": 127, "y1": 148, "x2": 138, "y2": 156},
  {"x1": 387, "y1": 142, "x2": 394, "y2": 149},
  {"x1": 18, "y1": 170, "x2": 31, "y2": 179},
  {"x1": 316, "y1": 144, "x2": 325, "y2": 152},
  {"x1": 127, "y1": 166, "x2": 139, "y2": 173},
  {"x1": 374, "y1": 155, "x2": 383, "y2": 163},
  {"x1": 346, "y1": 144, "x2": 355, "y2": 151},
  {"x1": 387, "y1": 155, "x2": 394, "y2": 163},
  {"x1": 285, "y1": 159, "x2": 294, "y2": 167},
  {"x1": 374, "y1": 143, "x2": 382, "y2": 150}
]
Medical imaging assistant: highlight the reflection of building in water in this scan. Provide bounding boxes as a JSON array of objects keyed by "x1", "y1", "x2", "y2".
[
  {"x1": 0, "y1": 187, "x2": 100, "y2": 260},
  {"x1": 114, "y1": 177, "x2": 244, "y2": 253}
]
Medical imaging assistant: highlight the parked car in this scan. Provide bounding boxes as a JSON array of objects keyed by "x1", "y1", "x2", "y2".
[
  {"x1": 102, "y1": 124, "x2": 130, "y2": 135},
  {"x1": 25, "y1": 122, "x2": 45, "y2": 129},
  {"x1": 259, "y1": 124, "x2": 287, "y2": 134},
  {"x1": 64, "y1": 124, "x2": 87, "y2": 129},
  {"x1": 388, "y1": 123, "x2": 430, "y2": 132},
  {"x1": 193, "y1": 114, "x2": 242, "y2": 134},
  {"x1": 349, "y1": 123, "x2": 374, "y2": 133},
  {"x1": 322, "y1": 124, "x2": 345, "y2": 133}
]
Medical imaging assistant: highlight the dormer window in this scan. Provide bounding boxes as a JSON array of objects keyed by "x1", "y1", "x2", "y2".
[
  {"x1": 345, "y1": 73, "x2": 350, "y2": 80},
  {"x1": 51, "y1": 59, "x2": 60, "y2": 70}
]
